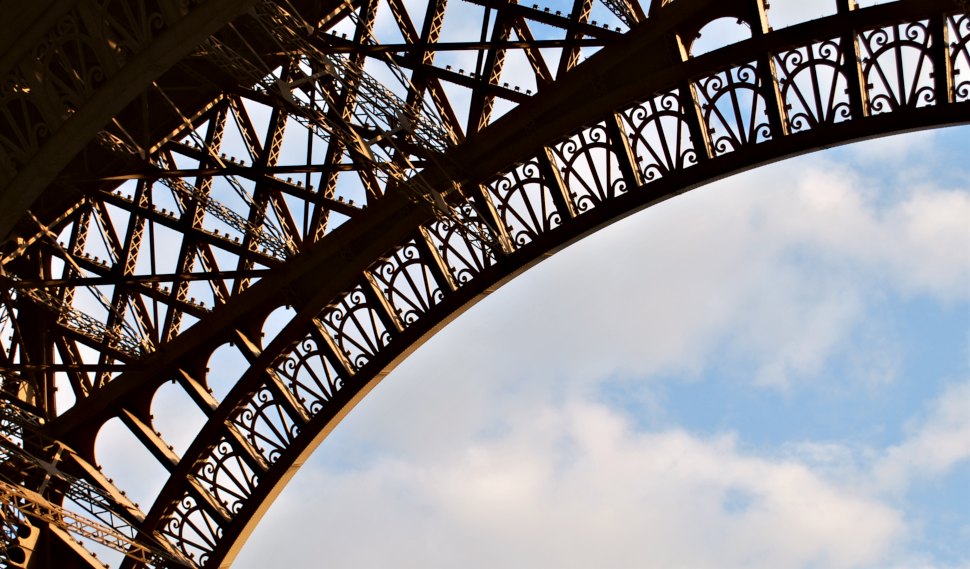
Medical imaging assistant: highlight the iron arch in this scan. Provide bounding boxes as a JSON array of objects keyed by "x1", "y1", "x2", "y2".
[{"x1": 0, "y1": 0, "x2": 967, "y2": 566}]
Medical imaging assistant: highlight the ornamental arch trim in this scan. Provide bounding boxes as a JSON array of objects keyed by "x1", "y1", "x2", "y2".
[{"x1": 0, "y1": 0, "x2": 967, "y2": 566}]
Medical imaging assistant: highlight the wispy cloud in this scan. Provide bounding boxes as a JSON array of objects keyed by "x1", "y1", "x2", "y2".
[
  {"x1": 873, "y1": 381, "x2": 970, "y2": 494},
  {"x1": 242, "y1": 401, "x2": 905, "y2": 569}
]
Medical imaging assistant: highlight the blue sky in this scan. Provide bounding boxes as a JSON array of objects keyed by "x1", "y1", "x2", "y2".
[{"x1": 232, "y1": 124, "x2": 970, "y2": 568}]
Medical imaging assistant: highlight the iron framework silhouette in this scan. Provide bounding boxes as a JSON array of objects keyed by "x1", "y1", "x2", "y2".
[{"x1": 0, "y1": 0, "x2": 968, "y2": 566}]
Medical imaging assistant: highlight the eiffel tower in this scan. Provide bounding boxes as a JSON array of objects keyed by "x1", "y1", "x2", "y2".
[{"x1": 1, "y1": 0, "x2": 967, "y2": 566}]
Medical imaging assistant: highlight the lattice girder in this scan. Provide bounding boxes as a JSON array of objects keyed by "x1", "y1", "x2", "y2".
[{"x1": 1, "y1": 0, "x2": 968, "y2": 566}]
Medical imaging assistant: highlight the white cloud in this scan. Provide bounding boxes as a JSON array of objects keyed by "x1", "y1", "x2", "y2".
[
  {"x1": 238, "y1": 402, "x2": 904, "y2": 569},
  {"x1": 237, "y1": 382, "x2": 970, "y2": 569},
  {"x1": 844, "y1": 129, "x2": 937, "y2": 165},
  {"x1": 778, "y1": 381, "x2": 970, "y2": 495},
  {"x1": 873, "y1": 381, "x2": 970, "y2": 494},
  {"x1": 753, "y1": 162, "x2": 970, "y2": 302},
  {"x1": 882, "y1": 189, "x2": 970, "y2": 299}
]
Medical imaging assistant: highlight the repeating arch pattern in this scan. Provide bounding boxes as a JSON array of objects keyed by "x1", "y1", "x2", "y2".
[
  {"x1": 551, "y1": 121, "x2": 629, "y2": 211},
  {"x1": 620, "y1": 90, "x2": 698, "y2": 182},
  {"x1": 0, "y1": 0, "x2": 968, "y2": 567},
  {"x1": 774, "y1": 39, "x2": 852, "y2": 131}
]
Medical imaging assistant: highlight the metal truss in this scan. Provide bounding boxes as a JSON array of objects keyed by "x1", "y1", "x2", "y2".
[
  {"x1": 0, "y1": 0, "x2": 968, "y2": 566},
  {"x1": 0, "y1": 480, "x2": 190, "y2": 568},
  {"x1": 0, "y1": 399, "x2": 192, "y2": 566}
]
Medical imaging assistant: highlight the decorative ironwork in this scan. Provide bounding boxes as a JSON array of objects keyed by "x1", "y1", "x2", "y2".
[
  {"x1": 859, "y1": 20, "x2": 937, "y2": 113},
  {"x1": 319, "y1": 285, "x2": 393, "y2": 372},
  {"x1": 370, "y1": 240, "x2": 445, "y2": 324},
  {"x1": 229, "y1": 385, "x2": 299, "y2": 464},
  {"x1": 774, "y1": 39, "x2": 853, "y2": 132},
  {"x1": 275, "y1": 335, "x2": 346, "y2": 416},
  {"x1": 194, "y1": 438, "x2": 258, "y2": 515},
  {"x1": 0, "y1": 8, "x2": 102, "y2": 180},
  {"x1": 485, "y1": 158, "x2": 563, "y2": 247},
  {"x1": 551, "y1": 121, "x2": 628, "y2": 213},
  {"x1": 620, "y1": 89, "x2": 699, "y2": 182},
  {"x1": 425, "y1": 203, "x2": 499, "y2": 284},
  {"x1": 0, "y1": 0, "x2": 193, "y2": 186},
  {"x1": 161, "y1": 494, "x2": 222, "y2": 565},
  {"x1": 949, "y1": 12, "x2": 970, "y2": 102},
  {"x1": 694, "y1": 61, "x2": 774, "y2": 155}
]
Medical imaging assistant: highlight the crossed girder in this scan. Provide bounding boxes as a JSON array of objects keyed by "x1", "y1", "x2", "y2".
[{"x1": 0, "y1": 0, "x2": 968, "y2": 566}]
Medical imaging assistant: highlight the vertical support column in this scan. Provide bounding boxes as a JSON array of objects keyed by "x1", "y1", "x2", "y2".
[
  {"x1": 415, "y1": 226, "x2": 459, "y2": 293},
  {"x1": 106, "y1": 180, "x2": 150, "y2": 351},
  {"x1": 537, "y1": 148, "x2": 576, "y2": 221},
  {"x1": 605, "y1": 113, "x2": 645, "y2": 191},
  {"x1": 310, "y1": 0, "x2": 381, "y2": 244},
  {"x1": 748, "y1": 0, "x2": 790, "y2": 138},
  {"x1": 13, "y1": 267, "x2": 55, "y2": 414},
  {"x1": 59, "y1": 209, "x2": 91, "y2": 313},
  {"x1": 233, "y1": 97, "x2": 289, "y2": 297},
  {"x1": 930, "y1": 13, "x2": 954, "y2": 105},
  {"x1": 675, "y1": 35, "x2": 714, "y2": 162},
  {"x1": 838, "y1": 0, "x2": 869, "y2": 119},
  {"x1": 361, "y1": 271, "x2": 406, "y2": 335},
  {"x1": 468, "y1": 182, "x2": 514, "y2": 255}
]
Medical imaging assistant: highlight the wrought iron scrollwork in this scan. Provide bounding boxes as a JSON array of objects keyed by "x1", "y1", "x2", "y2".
[
  {"x1": 371, "y1": 240, "x2": 445, "y2": 325},
  {"x1": 774, "y1": 39, "x2": 853, "y2": 132},
  {"x1": 230, "y1": 385, "x2": 299, "y2": 464},
  {"x1": 275, "y1": 335, "x2": 346, "y2": 416},
  {"x1": 693, "y1": 61, "x2": 773, "y2": 155},
  {"x1": 319, "y1": 286, "x2": 392, "y2": 372},
  {"x1": 550, "y1": 122, "x2": 627, "y2": 213},
  {"x1": 162, "y1": 494, "x2": 222, "y2": 564},
  {"x1": 194, "y1": 438, "x2": 258, "y2": 515},
  {"x1": 425, "y1": 203, "x2": 498, "y2": 284},
  {"x1": 859, "y1": 20, "x2": 936, "y2": 113},
  {"x1": 620, "y1": 89, "x2": 698, "y2": 182},
  {"x1": 484, "y1": 158, "x2": 562, "y2": 246}
]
